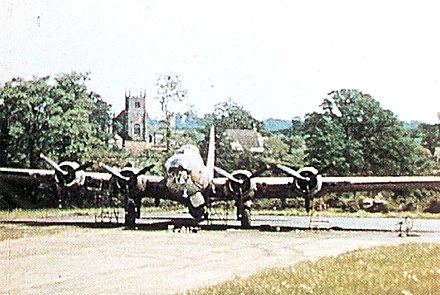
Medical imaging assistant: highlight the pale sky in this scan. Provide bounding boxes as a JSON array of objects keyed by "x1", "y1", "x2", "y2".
[{"x1": 1, "y1": 0, "x2": 440, "y2": 123}]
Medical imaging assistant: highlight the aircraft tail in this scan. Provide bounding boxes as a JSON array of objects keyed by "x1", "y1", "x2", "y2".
[{"x1": 205, "y1": 126, "x2": 215, "y2": 182}]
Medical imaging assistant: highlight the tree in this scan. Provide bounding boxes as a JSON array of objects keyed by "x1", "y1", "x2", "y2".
[
  {"x1": 411, "y1": 123, "x2": 440, "y2": 156},
  {"x1": 303, "y1": 89, "x2": 431, "y2": 176},
  {"x1": 210, "y1": 98, "x2": 260, "y2": 133},
  {"x1": 277, "y1": 116, "x2": 306, "y2": 166},
  {"x1": 262, "y1": 136, "x2": 305, "y2": 168},
  {"x1": 155, "y1": 73, "x2": 188, "y2": 151},
  {"x1": 202, "y1": 99, "x2": 262, "y2": 172},
  {"x1": 89, "y1": 91, "x2": 112, "y2": 143},
  {"x1": 0, "y1": 72, "x2": 112, "y2": 167}
]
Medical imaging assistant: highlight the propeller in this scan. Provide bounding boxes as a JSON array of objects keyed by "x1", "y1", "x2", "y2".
[
  {"x1": 40, "y1": 153, "x2": 67, "y2": 176},
  {"x1": 215, "y1": 163, "x2": 272, "y2": 227},
  {"x1": 276, "y1": 164, "x2": 310, "y2": 181},
  {"x1": 102, "y1": 163, "x2": 154, "y2": 190},
  {"x1": 76, "y1": 161, "x2": 93, "y2": 172},
  {"x1": 102, "y1": 163, "x2": 155, "y2": 225},
  {"x1": 276, "y1": 164, "x2": 323, "y2": 213},
  {"x1": 40, "y1": 153, "x2": 91, "y2": 187},
  {"x1": 102, "y1": 164, "x2": 130, "y2": 182},
  {"x1": 137, "y1": 164, "x2": 155, "y2": 176},
  {"x1": 214, "y1": 166, "x2": 244, "y2": 184}
]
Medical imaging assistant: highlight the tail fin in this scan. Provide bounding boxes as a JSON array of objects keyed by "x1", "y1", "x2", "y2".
[{"x1": 205, "y1": 126, "x2": 215, "y2": 182}]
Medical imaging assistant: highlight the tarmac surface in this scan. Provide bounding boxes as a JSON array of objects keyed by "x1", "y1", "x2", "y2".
[{"x1": 1, "y1": 214, "x2": 440, "y2": 294}]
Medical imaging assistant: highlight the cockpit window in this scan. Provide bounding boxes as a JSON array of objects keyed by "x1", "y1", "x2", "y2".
[{"x1": 175, "y1": 144, "x2": 199, "y2": 155}]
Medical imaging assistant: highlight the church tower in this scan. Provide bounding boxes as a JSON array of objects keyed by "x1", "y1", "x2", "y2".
[{"x1": 125, "y1": 90, "x2": 148, "y2": 141}]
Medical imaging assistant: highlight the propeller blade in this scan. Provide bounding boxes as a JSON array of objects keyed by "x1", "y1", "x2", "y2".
[
  {"x1": 137, "y1": 164, "x2": 154, "y2": 176},
  {"x1": 276, "y1": 164, "x2": 309, "y2": 181},
  {"x1": 76, "y1": 161, "x2": 93, "y2": 172},
  {"x1": 40, "y1": 153, "x2": 67, "y2": 176},
  {"x1": 101, "y1": 164, "x2": 130, "y2": 181},
  {"x1": 214, "y1": 166, "x2": 243, "y2": 184}
]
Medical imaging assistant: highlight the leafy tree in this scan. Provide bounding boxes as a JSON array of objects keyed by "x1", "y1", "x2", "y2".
[
  {"x1": 303, "y1": 89, "x2": 432, "y2": 176},
  {"x1": 155, "y1": 73, "x2": 188, "y2": 151},
  {"x1": 289, "y1": 116, "x2": 304, "y2": 136},
  {"x1": 0, "y1": 73, "x2": 112, "y2": 167},
  {"x1": 262, "y1": 136, "x2": 305, "y2": 168},
  {"x1": 274, "y1": 116, "x2": 306, "y2": 167},
  {"x1": 210, "y1": 98, "x2": 260, "y2": 133},
  {"x1": 201, "y1": 99, "x2": 262, "y2": 172},
  {"x1": 411, "y1": 123, "x2": 440, "y2": 156},
  {"x1": 89, "y1": 91, "x2": 112, "y2": 143}
]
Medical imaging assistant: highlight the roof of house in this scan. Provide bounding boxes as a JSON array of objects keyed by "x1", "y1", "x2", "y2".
[
  {"x1": 225, "y1": 129, "x2": 263, "y2": 150},
  {"x1": 114, "y1": 110, "x2": 126, "y2": 121}
]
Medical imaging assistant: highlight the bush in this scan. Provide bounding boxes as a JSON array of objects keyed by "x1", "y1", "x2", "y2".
[{"x1": 424, "y1": 197, "x2": 440, "y2": 213}]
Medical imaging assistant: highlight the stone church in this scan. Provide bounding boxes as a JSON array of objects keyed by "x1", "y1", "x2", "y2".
[{"x1": 113, "y1": 90, "x2": 149, "y2": 153}]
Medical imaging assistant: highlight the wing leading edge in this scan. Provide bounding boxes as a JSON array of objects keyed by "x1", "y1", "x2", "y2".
[
  {"x1": 249, "y1": 175, "x2": 440, "y2": 198},
  {"x1": 320, "y1": 176, "x2": 440, "y2": 194}
]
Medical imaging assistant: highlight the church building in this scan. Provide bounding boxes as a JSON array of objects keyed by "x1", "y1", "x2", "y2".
[{"x1": 113, "y1": 90, "x2": 149, "y2": 152}]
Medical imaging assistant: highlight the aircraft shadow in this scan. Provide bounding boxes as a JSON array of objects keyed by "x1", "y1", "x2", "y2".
[
  {"x1": 0, "y1": 218, "x2": 309, "y2": 232},
  {"x1": 0, "y1": 218, "x2": 408, "y2": 233}
]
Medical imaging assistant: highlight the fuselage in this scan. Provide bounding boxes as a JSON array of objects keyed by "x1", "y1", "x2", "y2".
[{"x1": 164, "y1": 144, "x2": 210, "y2": 203}]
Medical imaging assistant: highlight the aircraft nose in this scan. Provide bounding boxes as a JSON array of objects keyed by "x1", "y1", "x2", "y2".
[{"x1": 166, "y1": 156, "x2": 191, "y2": 173}]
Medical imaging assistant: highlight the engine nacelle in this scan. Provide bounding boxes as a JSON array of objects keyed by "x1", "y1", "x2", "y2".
[
  {"x1": 55, "y1": 161, "x2": 85, "y2": 187},
  {"x1": 115, "y1": 167, "x2": 139, "y2": 191},
  {"x1": 228, "y1": 170, "x2": 253, "y2": 195},
  {"x1": 294, "y1": 167, "x2": 322, "y2": 195}
]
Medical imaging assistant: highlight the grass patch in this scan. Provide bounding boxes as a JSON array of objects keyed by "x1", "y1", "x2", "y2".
[
  {"x1": 188, "y1": 243, "x2": 440, "y2": 295},
  {"x1": 0, "y1": 208, "x2": 100, "y2": 220},
  {"x1": 0, "y1": 224, "x2": 71, "y2": 242}
]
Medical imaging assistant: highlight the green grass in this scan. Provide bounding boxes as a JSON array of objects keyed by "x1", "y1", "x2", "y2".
[
  {"x1": 0, "y1": 206, "x2": 189, "y2": 220},
  {"x1": 0, "y1": 224, "x2": 73, "y2": 242},
  {"x1": 0, "y1": 207, "x2": 99, "y2": 220},
  {"x1": 187, "y1": 243, "x2": 440, "y2": 295}
]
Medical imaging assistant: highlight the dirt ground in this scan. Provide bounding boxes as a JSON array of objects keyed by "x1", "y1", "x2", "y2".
[{"x1": 1, "y1": 225, "x2": 439, "y2": 295}]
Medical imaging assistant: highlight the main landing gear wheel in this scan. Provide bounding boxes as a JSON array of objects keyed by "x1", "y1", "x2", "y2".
[
  {"x1": 188, "y1": 204, "x2": 206, "y2": 222},
  {"x1": 125, "y1": 201, "x2": 136, "y2": 229},
  {"x1": 241, "y1": 207, "x2": 251, "y2": 229}
]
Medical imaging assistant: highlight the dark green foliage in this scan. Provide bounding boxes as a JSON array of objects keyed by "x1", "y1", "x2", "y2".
[
  {"x1": 200, "y1": 100, "x2": 306, "y2": 174},
  {"x1": 263, "y1": 136, "x2": 305, "y2": 168},
  {"x1": 303, "y1": 89, "x2": 433, "y2": 176},
  {"x1": 209, "y1": 98, "x2": 261, "y2": 132},
  {"x1": 0, "y1": 73, "x2": 112, "y2": 167},
  {"x1": 89, "y1": 91, "x2": 113, "y2": 143},
  {"x1": 424, "y1": 197, "x2": 440, "y2": 213},
  {"x1": 411, "y1": 123, "x2": 440, "y2": 155},
  {"x1": 201, "y1": 99, "x2": 262, "y2": 172}
]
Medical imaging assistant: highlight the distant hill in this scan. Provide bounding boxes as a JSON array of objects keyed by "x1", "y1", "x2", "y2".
[
  {"x1": 156, "y1": 115, "x2": 296, "y2": 131},
  {"x1": 262, "y1": 118, "x2": 292, "y2": 132},
  {"x1": 403, "y1": 120, "x2": 422, "y2": 130},
  {"x1": 175, "y1": 115, "x2": 206, "y2": 129}
]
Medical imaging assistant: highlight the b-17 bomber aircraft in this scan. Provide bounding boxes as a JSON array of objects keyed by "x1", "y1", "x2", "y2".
[{"x1": 1, "y1": 126, "x2": 440, "y2": 228}]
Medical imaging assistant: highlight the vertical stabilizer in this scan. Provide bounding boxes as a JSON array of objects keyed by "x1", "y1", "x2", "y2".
[{"x1": 205, "y1": 126, "x2": 215, "y2": 182}]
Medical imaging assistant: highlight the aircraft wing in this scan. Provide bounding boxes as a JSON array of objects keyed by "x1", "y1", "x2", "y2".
[
  {"x1": 0, "y1": 167, "x2": 113, "y2": 183},
  {"x1": 0, "y1": 167, "x2": 56, "y2": 189},
  {"x1": 212, "y1": 176, "x2": 295, "y2": 200},
  {"x1": 246, "y1": 175, "x2": 440, "y2": 198},
  {"x1": 319, "y1": 176, "x2": 440, "y2": 194},
  {"x1": 135, "y1": 174, "x2": 168, "y2": 198},
  {"x1": 0, "y1": 167, "x2": 168, "y2": 190}
]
